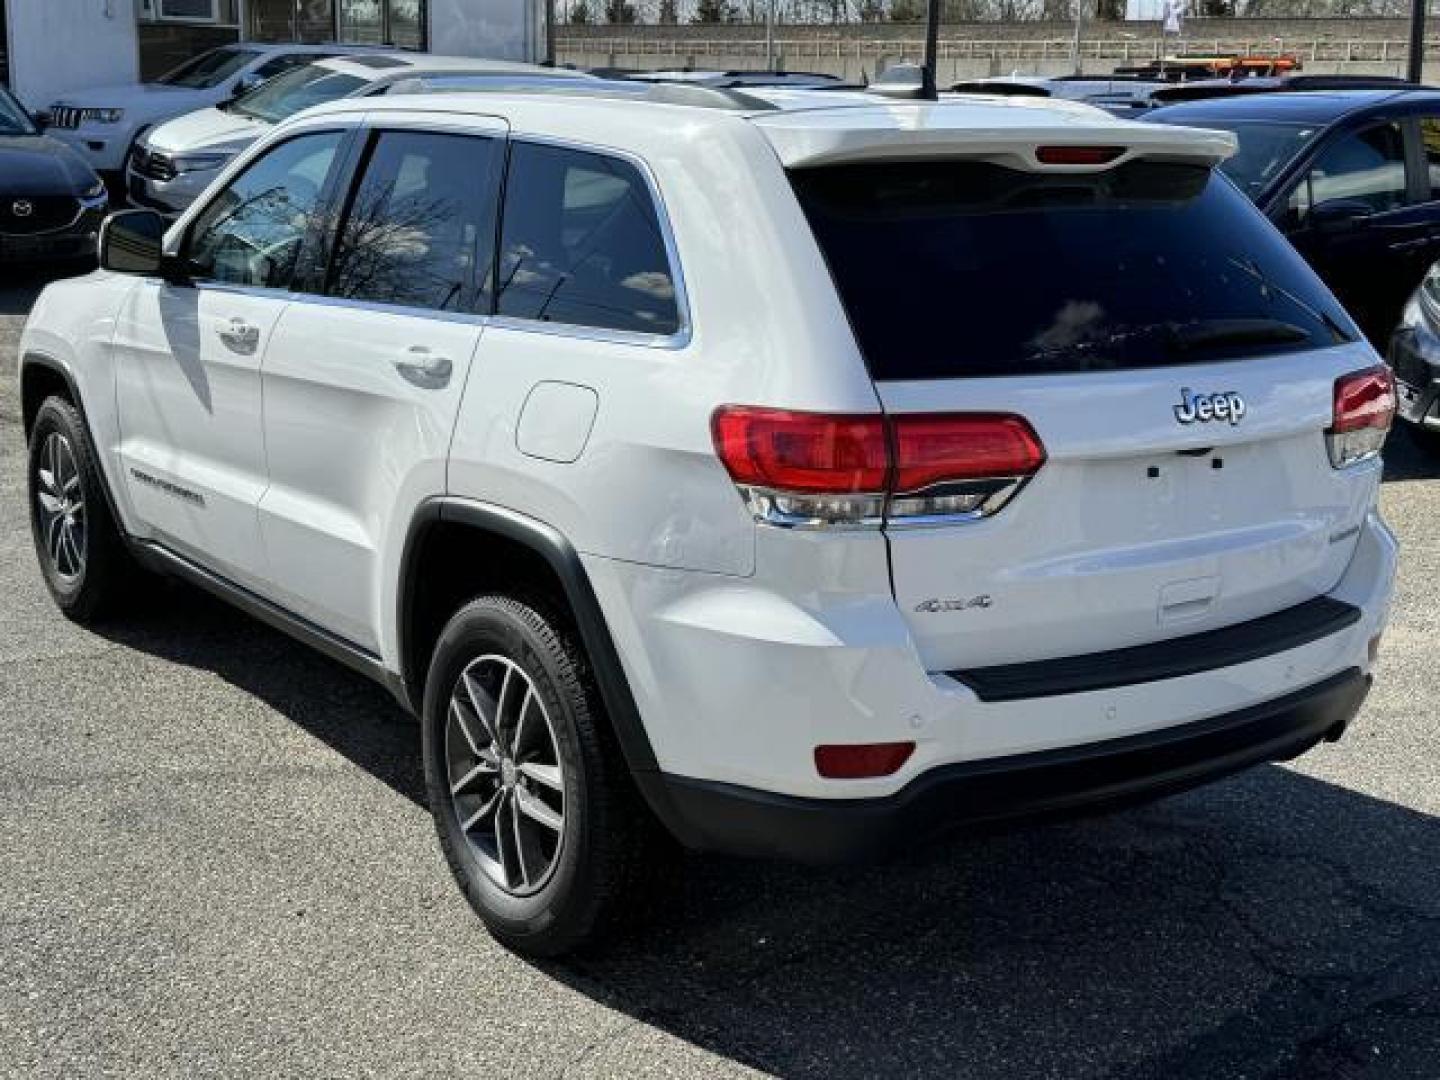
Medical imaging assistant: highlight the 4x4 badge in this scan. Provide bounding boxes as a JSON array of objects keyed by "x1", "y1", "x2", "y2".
[{"x1": 1174, "y1": 388, "x2": 1246, "y2": 426}]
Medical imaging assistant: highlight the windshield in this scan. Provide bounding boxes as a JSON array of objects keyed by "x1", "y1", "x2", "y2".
[
  {"x1": 229, "y1": 63, "x2": 367, "y2": 123},
  {"x1": 0, "y1": 85, "x2": 37, "y2": 136},
  {"x1": 1163, "y1": 118, "x2": 1320, "y2": 198},
  {"x1": 159, "y1": 46, "x2": 261, "y2": 89},
  {"x1": 791, "y1": 159, "x2": 1354, "y2": 381}
]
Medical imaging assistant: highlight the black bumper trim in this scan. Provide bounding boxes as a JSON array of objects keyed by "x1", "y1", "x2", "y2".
[
  {"x1": 642, "y1": 668, "x2": 1369, "y2": 864},
  {"x1": 948, "y1": 596, "x2": 1360, "y2": 703}
]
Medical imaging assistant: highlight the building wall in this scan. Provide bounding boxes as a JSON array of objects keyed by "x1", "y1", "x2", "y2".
[
  {"x1": 7, "y1": 0, "x2": 139, "y2": 108},
  {"x1": 429, "y1": 0, "x2": 540, "y2": 61}
]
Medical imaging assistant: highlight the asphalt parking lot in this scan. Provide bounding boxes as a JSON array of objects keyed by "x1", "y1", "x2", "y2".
[{"x1": 1, "y1": 268, "x2": 1438, "y2": 1080}]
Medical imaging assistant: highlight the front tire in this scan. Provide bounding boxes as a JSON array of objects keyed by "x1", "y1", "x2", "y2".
[
  {"x1": 26, "y1": 396, "x2": 129, "y2": 622},
  {"x1": 422, "y1": 595, "x2": 665, "y2": 956}
]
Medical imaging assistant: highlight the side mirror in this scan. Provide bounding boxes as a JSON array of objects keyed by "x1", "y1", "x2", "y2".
[
  {"x1": 99, "y1": 209, "x2": 168, "y2": 276},
  {"x1": 1309, "y1": 198, "x2": 1373, "y2": 231}
]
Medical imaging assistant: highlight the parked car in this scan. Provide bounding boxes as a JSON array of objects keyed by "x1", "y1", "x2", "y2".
[
  {"x1": 1387, "y1": 261, "x2": 1440, "y2": 451},
  {"x1": 127, "y1": 54, "x2": 588, "y2": 214},
  {"x1": 0, "y1": 81, "x2": 108, "y2": 265},
  {"x1": 1147, "y1": 88, "x2": 1440, "y2": 343},
  {"x1": 20, "y1": 86, "x2": 1396, "y2": 956},
  {"x1": 950, "y1": 75, "x2": 1171, "y2": 117},
  {"x1": 41, "y1": 43, "x2": 363, "y2": 178},
  {"x1": 620, "y1": 69, "x2": 857, "y2": 90}
]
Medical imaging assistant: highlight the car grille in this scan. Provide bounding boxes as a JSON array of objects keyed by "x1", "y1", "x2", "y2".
[
  {"x1": 48, "y1": 106, "x2": 83, "y2": 130},
  {"x1": 0, "y1": 195, "x2": 81, "y2": 236},
  {"x1": 131, "y1": 146, "x2": 177, "y2": 183}
]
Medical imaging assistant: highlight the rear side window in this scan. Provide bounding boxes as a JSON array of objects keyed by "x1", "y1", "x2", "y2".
[
  {"x1": 496, "y1": 142, "x2": 681, "y2": 336},
  {"x1": 327, "y1": 130, "x2": 500, "y2": 312},
  {"x1": 791, "y1": 160, "x2": 1355, "y2": 381}
]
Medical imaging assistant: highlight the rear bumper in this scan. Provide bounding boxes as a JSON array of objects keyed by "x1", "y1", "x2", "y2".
[{"x1": 643, "y1": 668, "x2": 1370, "y2": 863}]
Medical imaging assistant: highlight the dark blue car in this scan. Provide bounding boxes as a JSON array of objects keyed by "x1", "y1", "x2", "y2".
[{"x1": 1147, "y1": 88, "x2": 1440, "y2": 343}]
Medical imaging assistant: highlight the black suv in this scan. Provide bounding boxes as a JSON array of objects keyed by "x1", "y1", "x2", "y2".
[
  {"x1": 0, "y1": 83, "x2": 108, "y2": 266},
  {"x1": 1147, "y1": 88, "x2": 1440, "y2": 343}
]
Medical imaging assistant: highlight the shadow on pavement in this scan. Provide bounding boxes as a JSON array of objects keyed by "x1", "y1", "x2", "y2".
[
  {"x1": 86, "y1": 575, "x2": 1440, "y2": 1080},
  {"x1": 1384, "y1": 427, "x2": 1440, "y2": 483}
]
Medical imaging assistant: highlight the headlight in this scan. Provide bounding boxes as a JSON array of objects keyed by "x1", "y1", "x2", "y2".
[
  {"x1": 170, "y1": 151, "x2": 235, "y2": 174},
  {"x1": 82, "y1": 179, "x2": 107, "y2": 201},
  {"x1": 80, "y1": 108, "x2": 124, "y2": 124}
]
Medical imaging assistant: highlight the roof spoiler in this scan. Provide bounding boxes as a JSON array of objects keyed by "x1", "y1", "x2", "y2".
[{"x1": 756, "y1": 121, "x2": 1238, "y2": 171}]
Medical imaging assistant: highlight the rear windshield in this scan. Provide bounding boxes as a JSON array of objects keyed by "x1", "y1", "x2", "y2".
[{"x1": 791, "y1": 159, "x2": 1354, "y2": 381}]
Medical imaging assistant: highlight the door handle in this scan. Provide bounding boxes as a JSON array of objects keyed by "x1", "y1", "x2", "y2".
[
  {"x1": 215, "y1": 317, "x2": 260, "y2": 353},
  {"x1": 394, "y1": 346, "x2": 453, "y2": 389}
]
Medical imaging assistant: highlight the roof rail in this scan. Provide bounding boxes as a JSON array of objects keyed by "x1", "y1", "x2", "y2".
[{"x1": 395, "y1": 74, "x2": 780, "y2": 111}]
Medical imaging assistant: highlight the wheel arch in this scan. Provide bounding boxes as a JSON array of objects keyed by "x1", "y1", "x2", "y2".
[{"x1": 397, "y1": 498, "x2": 661, "y2": 780}]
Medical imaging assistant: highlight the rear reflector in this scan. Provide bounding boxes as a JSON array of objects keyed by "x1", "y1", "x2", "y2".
[
  {"x1": 815, "y1": 742, "x2": 915, "y2": 779},
  {"x1": 1035, "y1": 145, "x2": 1125, "y2": 166},
  {"x1": 1326, "y1": 366, "x2": 1395, "y2": 468},
  {"x1": 712, "y1": 406, "x2": 1046, "y2": 527}
]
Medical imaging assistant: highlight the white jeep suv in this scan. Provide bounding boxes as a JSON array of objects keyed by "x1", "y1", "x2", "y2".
[{"x1": 18, "y1": 84, "x2": 1398, "y2": 956}]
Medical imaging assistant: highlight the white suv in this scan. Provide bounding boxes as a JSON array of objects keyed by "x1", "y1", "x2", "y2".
[{"x1": 18, "y1": 85, "x2": 1399, "y2": 956}]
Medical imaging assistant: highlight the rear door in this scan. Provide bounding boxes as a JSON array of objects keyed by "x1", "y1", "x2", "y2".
[
  {"x1": 792, "y1": 155, "x2": 1383, "y2": 674},
  {"x1": 256, "y1": 116, "x2": 506, "y2": 651}
]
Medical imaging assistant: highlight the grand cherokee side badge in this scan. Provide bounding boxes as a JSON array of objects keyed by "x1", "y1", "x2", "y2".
[
  {"x1": 915, "y1": 596, "x2": 993, "y2": 614},
  {"x1": 1175, "y1": 388, "x2": 1246, "y2": 426}
]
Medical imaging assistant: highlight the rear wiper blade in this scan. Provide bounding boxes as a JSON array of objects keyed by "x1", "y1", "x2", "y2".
[{"x1": 1166, "y1": 318, "x2": 1309, "y2": 351}]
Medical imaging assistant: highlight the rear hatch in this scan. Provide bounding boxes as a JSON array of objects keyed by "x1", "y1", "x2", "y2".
[{"x1": 781, "y1": 113, "x2": 1387, "y2": 673}]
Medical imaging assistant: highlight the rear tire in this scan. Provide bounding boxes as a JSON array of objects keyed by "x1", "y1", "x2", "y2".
[
  {"x1": 422, "y1": 594, "x2": 669, "y2": 956},
  {"x1": 26, "y1": 396, "x2": 129, "y2": 623}
]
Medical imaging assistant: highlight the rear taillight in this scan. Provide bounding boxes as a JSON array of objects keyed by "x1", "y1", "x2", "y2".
[
  {"x1": 711, "y1": 406, "x2": 1046, "y2": 528},
  {"x1": 1326, "y1": 366, "x2": 1395, "y2": 469}
]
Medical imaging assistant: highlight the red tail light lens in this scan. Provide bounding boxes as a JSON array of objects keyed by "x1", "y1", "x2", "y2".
[
  {"x1": 815, "y1": 741, "x2": 915, "y2": 779},
  {"x1": 1035, "y1": 145, "x2": 1125, "y2": 166},
  {"x1": 712, "y1": 406, "x2": 1047, "y2": 527},
  {"x1": 1326, "y1": 366, "x2": 1395, "y2": 468},
  {"x1": 710, "y1": 407, "x2": 888, "y2": 493},
  {"x1": 891, "y1": 414, "x2": 1047, "y2": 492}
]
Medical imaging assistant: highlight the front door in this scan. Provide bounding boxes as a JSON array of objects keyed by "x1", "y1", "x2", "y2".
[
  {"x1": 256, "y1": 120, "x2": 506, "y2": 651},
  {"x1": 113, "y1": 128, "x2": 349, "y2": 589},
  {"x1": 1280, "y1": 119, "x2": 1422, "y2": 343}
]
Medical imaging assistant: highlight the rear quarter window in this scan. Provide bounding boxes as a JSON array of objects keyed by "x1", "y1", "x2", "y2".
[{"x1": 791, "y1": 159, "x2": 1356, "y2": 381}]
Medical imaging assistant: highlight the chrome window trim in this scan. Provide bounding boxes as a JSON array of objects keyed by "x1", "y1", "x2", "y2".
[{"x1": 494, "y1": 133, "x2": 693, "y2": 351}]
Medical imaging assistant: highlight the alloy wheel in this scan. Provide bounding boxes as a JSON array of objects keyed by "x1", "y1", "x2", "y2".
[
  {"x1": 446, "y1": 655, "x2": 567, "y2": 897},
  {"x1": 35, "y1": 432, "x2": 86, "y2": 581}
]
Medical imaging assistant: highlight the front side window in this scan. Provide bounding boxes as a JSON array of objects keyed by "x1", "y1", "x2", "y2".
[
  {"x1": 186, "y1": 131, "x2": 344, "y2": 289},
  {"x1": 496, "y1": 142, "x2": 681, "y2": 336},
  {"x1": 230, "y1": 63, "x2": 367, "y2": 124},
  {"x1": 326, "y1": 130, "x2": 500, "y2": 312},
  {"x1": 1296, "y1": 122, "x2": 1408, "y2": 220},
  {"x1": 158, "y1": 46, "x2": 260, "y2": 89}
]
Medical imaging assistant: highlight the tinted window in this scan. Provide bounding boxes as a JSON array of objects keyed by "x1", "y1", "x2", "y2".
[
  {"x1": 1421, "y1": 117, "x2": 1440, "y2": 199},
  {"x1": 327, "y1": 131, "x2": 499, "y2": 312},
  {"x1": 231, "y1": 64, "x2": 367, "y2": 124},
  {"x1": 251, "y1": 52, "x2": 329, "y2": 82},
  {"x1": 1300, "y1": 122, "x2": 1407, "y2": 217},
  {"x1": 186, "y1": 132, "x2": 344, "y2": 289},
  {"x1": 1178, "y1": 119, "x2": 1321, "y2": 200},
  {"x1": 496, "y1": 143, "x2": 680, "y2": 335},
  {"x1": 158, "y1": 47, "x2": 261, "y2": 89},
  {"x1": 792, "y1": 160, "x2": 1354, "y2": 381}
]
